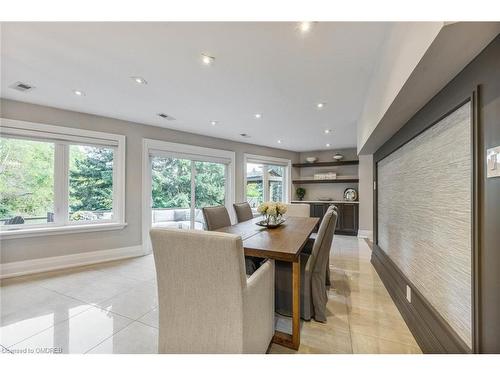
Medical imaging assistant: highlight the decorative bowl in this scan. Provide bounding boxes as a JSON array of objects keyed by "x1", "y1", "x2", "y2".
[
  {"x1": 333, "y1": 153, "x2": 344, "y2": 161},
  {"x1": 256, "y1": 218, "x2": 286, "y2": 229},
  {"x1": 306, "y1": 157, "x2": 318, "y2": 163},
  {"x1": 344, "y1": 188, "x2": 358, "y2": 201}
]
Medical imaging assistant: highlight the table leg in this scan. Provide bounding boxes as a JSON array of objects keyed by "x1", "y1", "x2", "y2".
[
  {"x1": 272, "y1": 256, "x2": 301, "y2": 350},
  {"x1": 291, "y1": 257, "x2": 301, "y2": 349}
]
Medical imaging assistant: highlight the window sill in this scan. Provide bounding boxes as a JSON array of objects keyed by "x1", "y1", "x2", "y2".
[{"x1": 0, "y1": 222, "x2": 127, "y2": 239}]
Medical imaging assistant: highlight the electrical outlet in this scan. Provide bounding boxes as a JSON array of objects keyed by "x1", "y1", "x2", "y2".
[{"x1": 406, "y1": 285, "x2": 412, "y2": 303}]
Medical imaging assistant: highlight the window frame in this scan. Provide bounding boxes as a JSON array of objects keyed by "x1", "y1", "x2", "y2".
[
  {"x1": 142, "y1": 138, "x2": 236, "y2": 252},
  {"x1": 243, "y1": 153, "x2": 292, "y2": 206},
  {"x1": 0, "y1": 118, "x2": 126, "y2": 238}
]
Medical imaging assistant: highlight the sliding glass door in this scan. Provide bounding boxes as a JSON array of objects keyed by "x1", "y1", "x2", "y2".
[{"x1": 150, "y1": 155, "x2": 227, "y2": 230}]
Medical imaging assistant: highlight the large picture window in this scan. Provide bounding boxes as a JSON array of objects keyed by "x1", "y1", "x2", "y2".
[
  {"x1": 0, "y1": 137, "x2": 55, "y2": 226},
  {"x1": 0, "y1": 119, "x2": 125, "y2": 237}
]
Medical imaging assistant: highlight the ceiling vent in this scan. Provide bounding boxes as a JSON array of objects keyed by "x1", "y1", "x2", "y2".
[
  {"x1": 10, "y1": 81, "x2": 35, "y2": 93},
  {"x1": 157, "y1": 113, "x2": 175, "y2": 120}
]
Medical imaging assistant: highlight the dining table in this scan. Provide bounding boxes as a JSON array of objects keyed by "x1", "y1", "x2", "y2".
[{"x1": 216, "y1": 215, "x2": 319, "y2": 350}]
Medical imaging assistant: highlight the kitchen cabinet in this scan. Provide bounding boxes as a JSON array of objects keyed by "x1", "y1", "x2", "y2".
[{"x1": 307, "y1": 202, "x2": 358, "y2": 236}]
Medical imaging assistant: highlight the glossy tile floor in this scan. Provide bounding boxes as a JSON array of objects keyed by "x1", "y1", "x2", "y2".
[
  {"x1": 269, "y1": 236, "x2": 421, "y2": 354},
  {"x1": 0, "y1": 235, "x2": 421, "y2": 354}
]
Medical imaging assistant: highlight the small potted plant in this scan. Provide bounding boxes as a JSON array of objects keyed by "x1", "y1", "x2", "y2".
[{"x1": 296, "y1": 187, "x2": 306, "y2": 201}]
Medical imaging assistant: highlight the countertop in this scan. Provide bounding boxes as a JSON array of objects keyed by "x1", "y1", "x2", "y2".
[{"x1": 291, "y1": 200, "x2": 359, "y2": 204}]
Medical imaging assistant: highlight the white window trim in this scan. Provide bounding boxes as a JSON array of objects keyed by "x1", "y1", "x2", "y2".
[
  {"x1": 0, "y1": 118, "x2": 126, "y2": 238},
  {"x1": 142, "y1": 139, "x2": 236, "y2": 252},
  {"x1": 243, "y1": 153, "x2": 292, "y2": 204}
]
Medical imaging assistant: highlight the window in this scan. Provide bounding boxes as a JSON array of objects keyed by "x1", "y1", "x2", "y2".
[
  {"x1": 0, "y1": 138, "x2": 55, "y2": 226},
  {"x1": 150, "y1": 156, "x2": 228, "y2": 230},
  {"x1": 143, "y1": 139, "x2": 235, "y2": 248},
  {"x1": 244, "y1": 154, "x2": 291, "y2": 211},
  {"x1": 0, "y1": 119, "x2": 125, "y2": 237},
  {"x1": 69, "y1": 145, "x2": 115, "y2": 222}
]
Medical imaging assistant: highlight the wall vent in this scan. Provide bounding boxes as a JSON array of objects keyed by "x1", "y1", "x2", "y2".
[
  {"x1": 157, "y1": 113, "x2": 175, "y2": 120},
  {"x1": 10, "y1": 81, "x2": 35, "y2": 92}
]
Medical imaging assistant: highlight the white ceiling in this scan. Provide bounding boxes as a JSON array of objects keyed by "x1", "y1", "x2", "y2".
[{"x1": 0, "y1": 22, "x2": 391, "y2": 152}]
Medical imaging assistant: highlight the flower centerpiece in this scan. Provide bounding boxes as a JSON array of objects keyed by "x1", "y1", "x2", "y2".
[{"x1": 257, "y1": 201, "x2": 287, "y2": 227}]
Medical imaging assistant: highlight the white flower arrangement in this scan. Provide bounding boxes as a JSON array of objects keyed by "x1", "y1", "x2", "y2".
[{"x1": 257, "y1": 201, "x2": 287, "y2": 224}]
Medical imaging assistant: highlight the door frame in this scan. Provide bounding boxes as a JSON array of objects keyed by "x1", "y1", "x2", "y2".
[{"x1": 142, "y1": 138, "x2": 236, "y2": 252}]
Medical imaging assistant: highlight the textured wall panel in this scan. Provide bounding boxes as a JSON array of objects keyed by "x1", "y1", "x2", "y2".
[{"x1": 377, "y1": 102, "x2": 472, "y2": 348}]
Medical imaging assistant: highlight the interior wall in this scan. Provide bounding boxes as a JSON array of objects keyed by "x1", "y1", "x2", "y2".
[
  {"x1": 378, "y1": 102, "x2": 472, "y2": 347},
  {"x1": 0, "y1": 99, "x2": 299, "y2": 264},
  {"x1": 373, "y1": 34, "x2": 500, "y2": 353},
  {"x1": 357, "y1": 22, "x2": 443, "y2": 153},
  {"x1": 358, "y1": 154, "x2": 373, "y2": 238}
]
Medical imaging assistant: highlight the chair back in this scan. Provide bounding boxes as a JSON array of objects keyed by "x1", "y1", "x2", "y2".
[
  {"x1": 309, "y1": 209, "x2": 337, "y2": 275},
  {"x1": 150, "y1": 228, "x2": 247, "y2": 353},
  {"x1": 202, "y1": 205, "x2": 231, "y2": 230},
  {"x1": 327, "y1": 204, "x2": 339, "y2": 214},
  {"x1": 285, "y1": 203, "x2": 310, "y2": 217},
  {"x1": 233, "y1": 202, "x2": 254, "y2": 223}
]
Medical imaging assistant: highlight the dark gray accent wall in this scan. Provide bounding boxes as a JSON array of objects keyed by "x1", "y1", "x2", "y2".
[{"x1": 373, "y1": 34, "x2": 500, "y2": 353}]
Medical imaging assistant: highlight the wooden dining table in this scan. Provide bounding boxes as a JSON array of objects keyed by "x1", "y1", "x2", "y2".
[{"x1": 216, "y1": 215, "x2": 319, "y2": 350}]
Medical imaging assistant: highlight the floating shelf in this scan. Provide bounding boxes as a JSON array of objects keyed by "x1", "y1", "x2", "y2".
[
  {"x1": 292, "y1": 160, "x2": 359, "y2": 168},
  {"x1": 293, "y1": 178, "x2": 359, "y2": 184}
]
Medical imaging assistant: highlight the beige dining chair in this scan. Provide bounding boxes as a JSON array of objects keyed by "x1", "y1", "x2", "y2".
[
  {"x1": 233, "y1": 202, "x2": 254, "y2": 223},
  {"x1": 203, "y1": 205, "x2": 260, "y2": 275},
  {"x1": 202, "y1": 205, "x2": 231, "y2": 230},
  {"x1": 285, "y1": 203, "x2": 310, "y2": 217},
  {"x1": 150, "y1": 228, "x2": 275, "y2": 353},
  {"x1": 275, "y1": 208, "x2": 338, "y2": 322}
]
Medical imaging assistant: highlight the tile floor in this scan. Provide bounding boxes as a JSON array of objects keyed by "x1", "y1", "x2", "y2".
[{"x1": 0, "y1": 235, "x2": 421, "y2": 354}]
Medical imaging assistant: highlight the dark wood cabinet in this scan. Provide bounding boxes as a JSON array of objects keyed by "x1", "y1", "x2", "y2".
[{"x1": 308, "y1": 202, "x2": 358, "y2": 236}]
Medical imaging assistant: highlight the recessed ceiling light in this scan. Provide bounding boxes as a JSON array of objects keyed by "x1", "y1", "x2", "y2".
[
  {"x1": 326, "y1": 143, "x2": 331, "y2": 147},
  {"x1": 317, "y1": 102, "x2": 325, "y2": 109},
  {"x1": 277, "y1": 140, "x2": 282, "y2": 144},
  {"x1": 210, "y1": 120, "x2": 218, "y2": 126},
  {"x1": 131, "y1": 76, "x2": 147, "y2": 85},
  {"x1": 201, "y1": 54, "x2": 215, "y2": 65},
  {"x1": 254, "y1": 113, "x2": 262, "y2": 119},
  {"x1": 73, "y1": 90, "x2": 85, "y2": 96},
  {"x1": 299, "y1": 22, "x2": 313, "y2": 33},
  {"x1": 324, "y1": 129, "x2": 332, "y2": 134}
]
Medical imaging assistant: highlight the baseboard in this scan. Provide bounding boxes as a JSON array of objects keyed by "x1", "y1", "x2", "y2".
[
  {"x1": 371, "y1": 244, "x2": 471, "y2": 354},
  {"x1": 357, "y1": 230, "x2": 373, "y2": 240},
  {"x1": 0, "y1": 245, "x2": 146, "y2": 279}
]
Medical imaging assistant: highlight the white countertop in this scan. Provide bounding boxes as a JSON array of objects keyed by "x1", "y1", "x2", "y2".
[{"x1": 291, "y1": 200, "x2": 359, "y2": 204}]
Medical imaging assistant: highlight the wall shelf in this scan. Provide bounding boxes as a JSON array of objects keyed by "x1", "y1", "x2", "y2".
[
  {"x1": 293, "y1": 178, "x2": 359, "y2": 184},
  {"x1": 292, "y1": 160, "x2": 359, "y2": 168}
]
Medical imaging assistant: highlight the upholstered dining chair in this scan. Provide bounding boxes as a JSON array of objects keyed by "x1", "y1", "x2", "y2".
[
  {"x1": 203, "y1": 205, "x2": 260, "y2": 275},
  {"x1": 275, "y1": 208, "x2": 338, "y2": 322},
  {"x1": 202, "y1": 205, "x2": 231, "y2": 230},
  {"x1": 285, "y1": 203, "x2": 310, "y2": 217},
  {"x1": 233, "y1": 202, "x2": 254, "y2": 223},
  {"x1": 150, "y1": 228, "x2": 275, "y2": 353}
]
